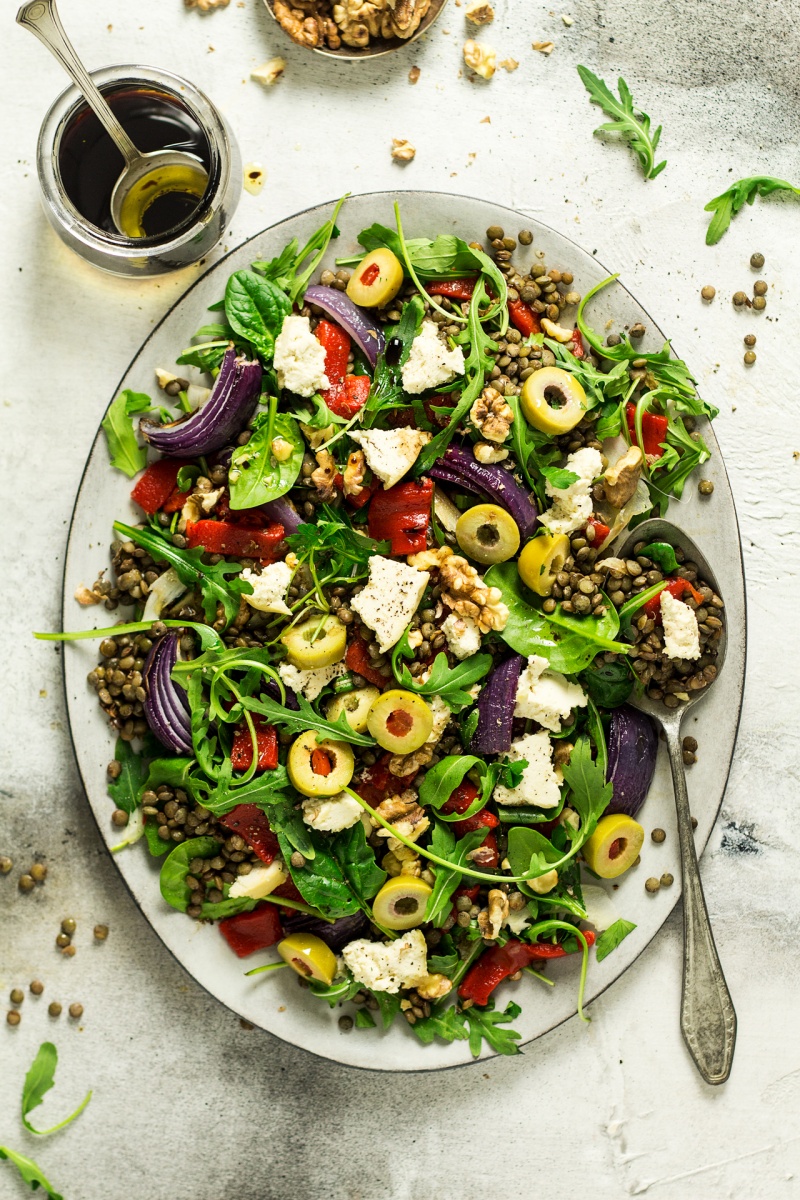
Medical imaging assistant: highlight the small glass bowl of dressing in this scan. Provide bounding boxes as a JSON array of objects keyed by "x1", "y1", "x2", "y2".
[{"x1": 37, "y1": 64, "x2": 241, "y2": 277}]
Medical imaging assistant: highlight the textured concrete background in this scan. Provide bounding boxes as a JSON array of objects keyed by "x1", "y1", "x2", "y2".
[{"x1": 2, "y1": 1, "x2": 800, "y2": 1198}]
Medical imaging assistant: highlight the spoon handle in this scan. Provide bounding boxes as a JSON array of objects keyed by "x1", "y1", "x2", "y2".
[
  {"x1": 17, "y1": 0, "x2": 140, "y2": 165},
  {"x1": 666, "y1": 724, "x2": 737, "y2": 1084}
]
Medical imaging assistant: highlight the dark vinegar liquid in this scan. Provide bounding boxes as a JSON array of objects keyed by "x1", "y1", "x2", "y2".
[{"x1": 58, "y1": 85, "x2": 212, "y2": 237}]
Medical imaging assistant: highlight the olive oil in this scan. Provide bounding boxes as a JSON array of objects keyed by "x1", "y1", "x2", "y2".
[{"x1": 58, "y1": 84, "x2": 211, "y2": 238}]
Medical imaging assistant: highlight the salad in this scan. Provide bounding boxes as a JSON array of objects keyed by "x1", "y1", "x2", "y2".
[{"x1": 47, "y1": 199, "x2": 724, "y2": 1056}]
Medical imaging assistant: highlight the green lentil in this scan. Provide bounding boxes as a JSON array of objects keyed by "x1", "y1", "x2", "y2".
[
  {"x1": 700, "y1": 285, "x2": 716, "y2": 301},
  {"x1": 750, "y1": 252, "x2": 765, "y2": 269}
]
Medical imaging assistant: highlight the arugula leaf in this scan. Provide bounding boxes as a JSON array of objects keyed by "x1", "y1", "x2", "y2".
[
  {"x1": 419, "y1": 755, "x2": 523, "y2": 819},
  {"x1": 107, "y1": 737, "x2": 147, "y2": 814},
  {"x1": 253, "y1": 791, "x2": 315, "y2": 859},
  {"x1": 427, "y1": 933, "x2": 459, "y2": 976},
  {"x1": 0, "y1": 1148, "x2": 63, "y2": 1199},
  {"x1": 595, "y1": 917, "x2": 637, "y2": 962},
  {"x1": 562, "y1": 736, "x2": 613, "y2": 829},
  {"x1": 577, "y1": 66, "x2": 666, "y2": 180},
  {"x1": 21, "y1": 1043, "x2": 92, "y2": 1136},
  {"x1": 391, "y1": 629, "x2": 492, "y2": 710},
  {"x1": 361, "y1": 296, "x2": 423, "y2": 428},
  {"x1": 176, "y1": 339, "x2": 231, "y2": 373},
  {"x1": 224, "y1": 270, "x2": 292, "y2": 362},
  {"x1": 201, "y1": 766, "x2": 292, "y2": 816},
  {"x1": 287, "y1": 194, "x2": 347, "y2": 305},
  {"x1": 703, "y1": 175, "x2": 800, "y2": 244},
  {"x1": 251, "y1": 239, "x2": 299, "y2": 292},
  {"x1": 307, "y1": 972, "x2": 362, "y2": 1008},
  {"x1": 142, "y1": 757, "x2": 209, "y2": 803},
  {"x1": 36, "y1": 619, "x2": 224, "y2": 654},
  {"x1": 293, "y1": 392, "x2": 349, "y2": 430},
  {"x1": 464, "y1": 1000, "x2": 523, "y2": 1057},
  {"x1": 242, "y1": 691, "x2": 375, "y2": 747},
  {"x1": 424, "y1": 822, "x2": 491, "y2": 927},
  {"x1": 286, "y1": 508, "x2": 388, "y2": 602},
  {"x1": 228, "y1": 405, "x2": 304, "y2": 510},
  {"x1": 102, "y1": 390, "x2": 152, "y2": 477},
  {"x1": 278, "y1": 831, "x2": 359, "y2": 919},
  {"x1": 355, "y1": 1008, "x2": 377, "y2": 1029},
  {"x1": 331, "y1": 821, "x2": 386, "y2": 903},
  {"x1": 368, "y1": 990, "x2": 401, "y2": 1031},
  {"x1": 410, "y1": 1004, "x2": 469, "y2": 1046}
]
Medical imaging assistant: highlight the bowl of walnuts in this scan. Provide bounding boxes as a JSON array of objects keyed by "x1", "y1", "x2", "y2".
[{"x1": 263, "y1": 0, "x2": 447, "y2": 58}]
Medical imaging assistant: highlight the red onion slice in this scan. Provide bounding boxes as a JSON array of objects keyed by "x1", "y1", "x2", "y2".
[
  {"x1": 143, "y1": 632, "x2": 193, "y2": 755},
  {"x1": 606, "y1": 704, "x2": 658, "y2": 817},
  {"x1": 471, "y1": 653, "x2": 524, "y2": 754},
  {"x1": 430, "y1": 443, "x2": 538, "y2": 541},
  {"x1": 304, "y1": 285, "x2": 385, "y2": 369}
]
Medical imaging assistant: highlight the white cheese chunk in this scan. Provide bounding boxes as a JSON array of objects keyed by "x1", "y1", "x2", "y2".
[
  {"x1": 278, "y1": 661, "x2": 346, "y2": 701},
  {"x1": 660, "y1": 590, "x2": 701, "y2": 660},
  {"x1": 302, "y1": 791, "x2": 362, "y2": 833},
  {"x1": 341, "y1": 929, "x2": 429, "y2": 993},
  {"x1": 492, "y1": 730, "x2": 562, "y2": 809},
  {"x1": 540, "y1": 447, "x2": 604, "y2": 536},
  {"x1": 442, "y1": 613, "x2": 482, "y2": 660},
  {"x1": 349, "y1": 427, "x2": 431, "y2": 491},
  {"x1": 228, "y1": 859, "x2": 287, "y2": 901},
  {"x1": 506, "y1": 904, "x2": 534, "y2": 935},
  {"x1": 580, "y1": 883, "x2": 620, "y2": 933},
  {"x1": 241, "y1": 561, "x2": 293, "y2": 615},
  {"x1": 350, "y1": 555, "x2": 430, "y2": 653},
  {"x1": 514, "y1": 654, "x2": 588, "y2": 732},
  {"x1": 401, "y1": 320, "x2": 466, "y2": 394},
  {"x1": 273, "y1": 314, "x2": 329, "y2": 397}
]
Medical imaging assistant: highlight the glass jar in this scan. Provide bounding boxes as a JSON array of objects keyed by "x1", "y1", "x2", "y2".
[{"x1": 37, "y1": 64, "x2": 241, "y2": 277}]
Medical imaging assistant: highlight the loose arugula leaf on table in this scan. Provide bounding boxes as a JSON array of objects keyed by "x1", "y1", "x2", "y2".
[
  {"x1": 277, "y1": 830, "x2": 359, "y2": 919},
  {"x1": 577, "y1": 66, "x2": 666, "y2": 180},
  {"x1": 228, "y1": 403, "x2": 304, "y2": 509},
  {"x1": 410, "y1": 1004, "x2": 470, "y2": 1046},
  {"x1": 424, "y1": 822, "x2": 492, "y2": 927},
  {"x1": 21, "y1": 1043, "x2": 92, "y2": 1136},
  {"x1": 113, "y1": 521, "x2": 251, "y2": 629},
  {"x1": 464, "y1": 1000, "x2": 523, "y2": 1058},
  {"x1": 595, "y1": 918, "x2": 637, "y2": 962},
  {"x1": 242, "y1": 691, "x2": 375, "y2": 747},
  {"x1": 176, "y1": 339, "x2": 231, "y2": 373},
  {"x1": 101, "y1": 389, "x2": 152, "y2": 477},
  {"x1": 703, "y1": 175, "x2": 800, "y2": 244},
  {"x1": 107, "y1": 737, "x2": 147, "y2": 814},
  {"x1": 391, "y1": 627, "x2": 493, "y2": 710},
  {"x1": 224, "y1": 269, "x2": 292, "y2": 362},
  {"x1": 331, "y1": 821, "x2": 387, "y2": 903},
  {"x1": 0, "y1": 1147, "x2": 63, "y2": 1199}
]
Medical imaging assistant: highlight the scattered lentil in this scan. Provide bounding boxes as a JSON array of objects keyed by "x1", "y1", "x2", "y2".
[
  {"x1": 94, "y1": 924, "x2": 109, "y2": 941},
  {"x1": 111, "y1": 809, "x2": 129, "y2": 827},
  {"x1": 48, "y1": 1002, "x2": 62, "y2": 1017},
  {"x1": 0, "y1": 856, "x2": 12, "y2": 874},
  {"x1": 752, "y1": 295, "x2": 766, "y2": 311},
  {"x1": 10, "y1": 988, "x2": 24, "y2": 1005},
  {"x1": 700, "y1": 285, "x2": 716, "y2": 301},
  {"x1": 753, "y1": 280, "x2": 768, "y2": 297},
  {"x1": 18, "y1": 874, "x2": 35, "y2": 892},
  {"x1": 7, "y1": 1010, "x2": 21, "y2": 1026},
  {"x1": 732, "y1": 291, "x2": 747, "y2": 307},
  {"x1": 660, "y1": 872, "x2": 674, "y2": 887},
  {"x1": 56, "y1": 933, "x2": 71, "y2": 949},
  {"x1": 645, "y1": 877, "x2": 661, "y2": 894},
  {"x1": 30, "y1": 980, "x2": 44, "y2": 996},
  {"x1": 691, "y1": 816, "x2": 698, "y2": 830},
  {"x1": 68, "y1": 1003, "x2": 84, "y2": 1019},
  {"x1": 518, "y1": 229, "x2": 533, "y2": 245},
  {"x1": 651, "y1": 828, "x2": 666, "y2": 844},
  {"x1": 61, "y1": 917, "x2": 77, "y2": 935},
  {"x1": 750, "y1": 252, "x2": 765, "y2": 269},
  {"x1": 30, "y1": 863, "x2": 47, "y2": 883},
  {"x1": 698, "y1": 479, "x2": 714, "y2": 495},
  {"x1": 338, "y1": 1015, "x2": 353, "y2": 1032},
  {"x1": 743, "y1": 333, "x2": 757, "y2": 347}
]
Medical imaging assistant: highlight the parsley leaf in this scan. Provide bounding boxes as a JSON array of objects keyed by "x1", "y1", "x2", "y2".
[
  {"x1": 0, "y1": 1148, "x2": 63, "y2": 1199},
  {"x1": 577, "y1": 66, "x2": 666, "y2": 180},
  {"x1": 704, "y1": 176, "x2": 800, "y2": 244},
  {"x1": 21, "y1": 1043, "x2": 92, "y2": 1136},
  {"x1": 464, "y1": 1000, "x2": 523, "y2": 1057},
  {"x1": 595, "y1": 918, "x2": 637, "y2": 962},
  {"x1": 102, "y1": 390, "x2": 152, "y2": 477}
]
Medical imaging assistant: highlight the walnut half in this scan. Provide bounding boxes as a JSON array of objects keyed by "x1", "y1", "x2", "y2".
[{"x1": 470, "y1": 385, "x2": 513, "y2": 442}]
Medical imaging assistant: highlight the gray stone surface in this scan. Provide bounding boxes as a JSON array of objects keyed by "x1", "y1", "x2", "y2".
[{"x1": 1, "y1": 1, "x2": 799, "y2": 1197}]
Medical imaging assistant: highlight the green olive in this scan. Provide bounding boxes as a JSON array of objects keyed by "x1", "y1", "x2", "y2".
[
  {"x1": 583, "y1": 814, "x2": 645, "y2": 879},
  {"x1": 520, "y1": 366, "x2": 586, "y2": 435},
  {"x1": 367, "y1": 690, "x2": 434, "y2": 754},
  {"x1": 517, "y1": 532, "x2": 571, "y2": 596},
  {"x1": 277, "y1": 933, "x2": 337, "y2": 985},
  {"x1": 325, "y1": 685, "x2": 380, "y2": 734},
  {"x1": 281, "y1": 614, "x2": 347, "y2": 669},
  {"x1": 345, "y1": 248, "x2": 404, "y2": 308},
  {"x1": 456, "y1": 503, "x2": 521, "y2": 564},
  {"x1": 287, "y1": 731, "x2": 355, "y2": 797},
  {"x1": 372, "y1": 875, "x2": 433, "y2": 931}
]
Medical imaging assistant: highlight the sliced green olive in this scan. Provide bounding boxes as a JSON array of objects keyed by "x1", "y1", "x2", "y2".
[
  {"x1": 325, "y1": 685, "x2": 380, "y2": 734},
  {"x1": 366, "y1": 690, "x2": 433, "y2": 754},
  {"x1": 583, "y1": 814, "x2": 644, "y2": 879},
  {"x1": 456, "y1": 503, "x2": 520, "y2": 564},
  {"x1": 281, "y1": 614, "x2": 347, "y2": 669},
  {"x1": 345, "y1": 248, "x2": 404, "y2": 308},
  {"x1": 287, "y1": 731, "x2": 355, "y2": 797},
  {"x1": 277, "y1": 933, "x2": 337, "y2": 985},
  {"x1": 520, "y1": 366, "x2": 586, "y2": 435},
  {"x1": 518, "y1": 532, "x2": 571, "y2": 596},
  {"x1": 372, "y1": 875, "x2": 433, "y2": 931}
]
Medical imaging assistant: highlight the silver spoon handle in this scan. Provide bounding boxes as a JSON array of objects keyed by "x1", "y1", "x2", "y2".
[
  {"x1": 17, "y1": 0, "x2": 140, "y2": 166},
  {"x1": 666, "y1": 725, "x2": 737, "y2": 1084}
]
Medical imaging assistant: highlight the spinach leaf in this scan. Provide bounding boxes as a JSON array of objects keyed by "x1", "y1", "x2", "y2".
[
  {"x1": 160, "y1": 837, "x2": 260, "y2": 919},
  {"x1": 144, "y1": 819, "x2": 170, "y2": 857},
  {"x1": 582, "y1": 659, "x2": 634, "y2": 708},
  {"x1": 277, "y1": 831, "x2": 359, "y2": 919},
  {"x1": 368, "y1": 990, "x2": 401, "y2": 1031},
  {"x1": 224, "y1": 270, "x2": 291, "y2": 362},
  {"x1": 102, "y1": 390, "x2": 152, "y2": 477},
  {"x1": 331, "y1": 821, "x2": 386, "y2": 903},
  {"x1": 142, "y1": 757, "x2": 208, "y2": 803},
  {"x1": 464, "y1": 1000, "x2": 523, "y2": 1057},
  {"x1": 253, "y1": 791, "x2": 316, "y2": 859},
  {"x1": 355, "y1": 1008, "x2": 376, "y2": 1029},
  {"x1": 107, "y1": 737, "x2": 147, "y2": 814},
  {"x1": 419, "y1": 755, "x2": 522, "y2": 819},
  {"x1": 229, "y1": 404, "x2": 304, "y2": 510},
  {"x1": 506, "y1": 827, "x2": 563, "y2": 880},
  {"x1": 242, "y1": 691, "x2": 375, "y2": 747},
  {"x1": 640, "y1": 541, "x2": 679, "y2": 574},
  {"x1": 21, "y1": 1043, "x2": 92, "y2": 1136},
  {"x1": 595, "y1": 917, "x2": 637, "y2": 962},
  {"x1": 410, "y1": 1004, "x2": 469, "y2": 1046},
  {"x1": 392, "y1": 628, "x2": 493, "y2": 710},
  {"x1": 424, "y1": 822, "x2": 491, "y2": 927},
  {"x1": 0, "y1": 1148, "x2": 63, "y2": 1200}
]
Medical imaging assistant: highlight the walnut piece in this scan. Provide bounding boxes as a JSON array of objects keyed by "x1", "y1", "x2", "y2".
[
  {"x1": 527, "y1": 868, "x2": 559, "y2": 895},
  {"x1": 465, "y1": 2, "x2": 494, "y2": 23},
  {"x1": 274, "y1": 0, "x2": 322, "y2": 46},
  {"x1": 415, "y1": 973, "x2": 453, "y2": 1001},
  {"x1": 477, "y1": 889, "x2": 509, "y2": 940},
  {"x1": 408, "y1": 65, "x2": 421, "y2": 83},
  {"x1": 470, "y1": 385, "x2": 513, "y2": 442},
  {"x1": 311, "y1": 449, "x2": 337, "y2": 499},
  {"x1": 374, "y1": 790, "x2": 430, "y2": 847},
  {"x1": 603, "y1": 444, "x2": 643, "y2": 507},
  {"x1": 74, "y1": 584, "x2": 102, "y2": 606},
  {"x1": 382, "y1": 844, "x2": 421, "y2": 877},
  {"x1": 381, "y1": 0, "x2": 431, "y2": 38},
  {"x1": 342, "y1": 449, "x2": 366, "y2": 497},
  {"x1": 463, "y1": 39, "x2": 496, "y2": 78},
  {"x1": 474, "y1": 440, "x2": 509, "y2": 464},
  {"x1": 532, "y1": 40, "x2": 555, "y2": 54},
  {"x1": 185, "y1": 0, "x2": 230, "y2": 10},
  {"x1": 499, "y1": 57, "x2": 519, "y2": 71},
  {"x1": 391, "y1": 138, "x2": 417, "y2": 162},
  {"x1": 408, "y1": 544, "x2": 508, "y2": 633},
  {"x1": 407, "y1": 545, "x2": 453, "y2": 572},
  {"x1": 251, "y1": 57, "x2": 286, "y2": 86}
]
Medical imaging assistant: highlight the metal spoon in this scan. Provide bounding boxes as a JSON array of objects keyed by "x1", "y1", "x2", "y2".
[
  {"x1": 17, "y1": 0, "x2": 207, "y2": 237},
  {"x1": 618, "y1": 517, "x2": 737, "y2": 1085}
]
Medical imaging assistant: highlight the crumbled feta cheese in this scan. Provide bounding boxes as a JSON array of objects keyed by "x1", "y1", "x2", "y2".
[
  {"x1": 514, "y1": 654, "x2": 588, "y2": 732},
  {"x1": 506, "y1": 904, "x2": 534, "y2": 935},
  {"x1": 350, "y1": 555, "x2": 430, "y2": 653},
  {"x1": 401, "y1": 320, "x2": 466, "y2": 394},
  {"x1": 540, "y1": 447, "x2": 604, "y2": 536},
  {"x1": 349, "y1": 427, "x2": 431, "y2": 491},
  {"x1": 302, "y1": 791, "x2": 362, "y2": 833},
  {"x1": 278, "y1": 661, "x2": 346, "y2": 701},
  {"x1": 660, "y1": 591, "x2": 701, "y2": 660},
  {"x1": 241, "y1": 561, "x2": 293, "y2": 615},
  {"x1": 581, "y1": 883, "x2": 620, "y2": 933},
  {"x1": 492, "y1": 730, "x2": 562, "y2": 808},
  {"x1": 228, "y1": 859, "x2": 287, "y2": 900},
  {"x1": 442, "y1": 613, "x2": 482, "y2": 660},
  {"x1": 273, "y1": 314, "x2": 329, "y2": 398},
  {"x1": 427, "y1": 695, "x2": 452, "y2": 744},
  {"x1": 341, "y1": 929, "x2": 429, "y2": 993}
]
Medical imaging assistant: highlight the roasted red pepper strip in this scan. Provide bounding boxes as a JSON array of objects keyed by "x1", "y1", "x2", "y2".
[
  {"x1": 440, "y1": 781, "x2": 479, "y2": 815},
  {"x1": 570, "y1": 328, "x2": 586, "y2": 360},
  {"x1": 230, "y1": 716, "x2": 279, "y2": 772},
  {"x1": 454, "y1": 884, "x2": 480, "y2": 903},
  {"x1": 218, "y1": 804, "x2": 280, "y2": 864},
  {"x1": 367, "y1": 478, "x2": 434, "y2": 556},
  {"x1": 423, "y1": 391, "x2": 458, "y2": 428},
  {"x1": 316, "y1": 319, "x2": 350, "y2": 388},
  {"x1": 426, "y1": 278, "x2": 477, "y2": 301},
  {"x1": 334, "y1": 470, "x2": 373, "y2": 509},
  {"x1": 354, "y1": 752, "x2": 417, "y2": 805},
  {"x1": 326, "y1": 374, "x2": 371, "y2": 419},
  {"x1": 626, "y1": 403, "x2": 669, "y2": 459},
  {"x1": 130, "y1": 459, "x2": 191, "y2": 515},
  {"x1": 587, "y1": 517, "x2": 611, "y2": 546},
  {"x1": 440, "y1": 780, "x2": 499, "y2": 835},
  {"x1": 643, "y1": 577, "x2": 705, "y2": 622},
  {"x1": 451, "y1": 809, "x2": 500, "y2": 837},
  {"x1": 459, "y1": 932, "x2": 596, "y2": 1005},
  {"x1": 526, "y1": 932, "x2": 597, "y2": 959},
  {"x1": 218, "y1": 903, "x2": 283, "y2": 958},
  {"x1": 185, "y1": 519, "x2": 285, "y2": 562},
  {"x1": 508, "y1": 299, "x2": 542, "y2": 338},
  {"x1": 345, "y1": 634, "x2": 388, "y2": 690}
]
